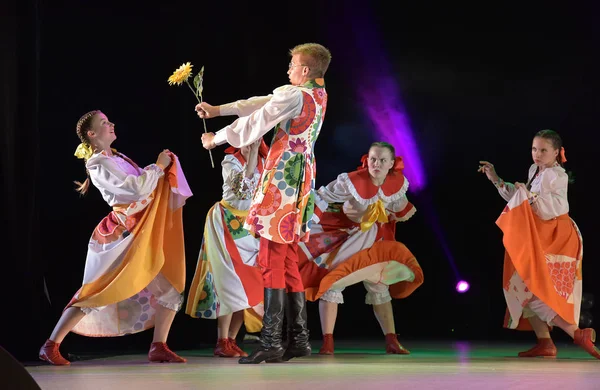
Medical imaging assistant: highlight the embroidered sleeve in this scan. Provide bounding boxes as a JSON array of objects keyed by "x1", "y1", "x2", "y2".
[
  {"x1": 496, "y1": 164, "x2": 538, "y2": 202},
  {"x1": 528, "y1": 191, "x2": 539, "y2": 204},
  {"x1": 222, "y1": 156, "x2": 260, "y2": 201},
  {"x1": 144, "y1": 164, "x2": 164, "y2": 174},
  {"x1": 495, "y1": 179, "x2": 518, "y2": 202},
  {"x1": 228, "y1": 168, "x2": 260, "y2": 200}
]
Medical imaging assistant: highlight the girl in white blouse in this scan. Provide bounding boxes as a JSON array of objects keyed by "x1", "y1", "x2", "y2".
[
  {"x1": 480, "y1": 129, "x2": 599, "y2": 360},
  {"x1": 39, "y1": 110, "x2": 191, "y2": 365}
]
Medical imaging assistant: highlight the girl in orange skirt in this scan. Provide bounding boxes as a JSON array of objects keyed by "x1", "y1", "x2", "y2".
[
  {"x1": 39, "y1": 110, "x2": 191, "y2": 365},
  {"x1": 298, "y1": 142, "x2": 423, "y2": 355},
  {"x1": 479, "y1": 129, "x2": 599, "y2": 359}
]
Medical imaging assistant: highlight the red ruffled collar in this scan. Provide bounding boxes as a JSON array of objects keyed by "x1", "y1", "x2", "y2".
[
  {"x1": 347, "y1": 154, "x2": 407, "y2": 199},
  {"x1": 346, "y1": 169, "x2": 407, "y2": 200}
]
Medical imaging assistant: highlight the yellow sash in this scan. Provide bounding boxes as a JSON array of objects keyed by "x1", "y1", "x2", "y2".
[
  {"x1": 360, "y1": 199, "x2": 389, "y2": 232},
  {"x1": 220, "y1": 199, "x2": 248, "y2": 217}
]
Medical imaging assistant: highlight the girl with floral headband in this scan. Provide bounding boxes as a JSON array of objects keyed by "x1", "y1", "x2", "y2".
[
  {"x1": 39, "y1": 110, "x2": 192, "y2": 365},
  {"x1": 297, "y1": 141, "x2": 424, "y2": 355},
  {"x1": 479, "y1": 129, "x2": 599, "y2": 360},
  {"x1": 185, "y1": 138, "x2": 269, "y2": 358}
]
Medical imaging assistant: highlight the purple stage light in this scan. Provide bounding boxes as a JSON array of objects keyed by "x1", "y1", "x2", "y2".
[
  {"x1": 361, "y1": 82, "x2": 426, "y2": 192},
  {"x1": 456, "y1": 281, "x2": 470, "y2": 293},
  {"x1": 333, "y1": 5, "x2": 426, "y2": 193}
]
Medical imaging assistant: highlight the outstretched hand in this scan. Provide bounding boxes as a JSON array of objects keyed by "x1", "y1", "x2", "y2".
[
  {"x1": 201, "y1": 132, "x2": 216, "y2": 150},
  {"x1": 478, "y1": 160, "x2": 499, "y2": 183}
]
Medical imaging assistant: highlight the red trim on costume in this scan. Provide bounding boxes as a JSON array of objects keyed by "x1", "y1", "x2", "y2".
[
  {"x1": 394, "y1": 202, "x2": 415, "y2": 219},
  {"x1": 221, "y1": 208, "x2": 264, "y2": 306},
  {"x1": 346, "y1": 168, "x2": 406, "y2": 199}
]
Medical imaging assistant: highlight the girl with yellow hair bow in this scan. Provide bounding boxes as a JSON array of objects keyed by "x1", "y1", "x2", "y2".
[{"x1": 39, "y1": 110, "x2": 193, "y2": 366}]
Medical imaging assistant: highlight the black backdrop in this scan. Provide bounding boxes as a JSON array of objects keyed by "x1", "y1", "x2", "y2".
[{"x1": 2, "y1": 1, "x2": 599, "y2": 361}]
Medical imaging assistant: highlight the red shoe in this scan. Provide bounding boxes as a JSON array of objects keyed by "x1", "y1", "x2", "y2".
[
  {"x1": 148, "y1": 342, "x2": 187, "y2": 363},
  {"x1": 574, "y1": 328, "x2": 600, "y2": 360},
  {"x1": 518, "y1": 338, "x2": 557, "y2": 358},
  {"x1": 39, "y1": 339, "x2": 70, "y2": 366},
  {"x1": 319, "y1": 333, "x2": 334, "y2": 355},
  {"x1": 214, "y1": 338, "x2": 240, "y2": 358},
  {"x1": 228, "y1": 338, "x2": 248, "y2": 357},
  {"x1": 385, "y1": 333, "x2": 410, "y2": 355}
]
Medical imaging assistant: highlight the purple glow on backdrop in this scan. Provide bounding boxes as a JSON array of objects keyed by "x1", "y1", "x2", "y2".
[
  {"x1": 334, "y1": 5, "x2": 465, "y2": 293},
  {"x1": 341, "y1": 6, "x2": 426, "y2": 192},
  {"x1": 361, "y1": 86, "x2": 426, "y2": 192},
  {"x1": 423, "y1": 201, "x2": 464, "y2": 287}
]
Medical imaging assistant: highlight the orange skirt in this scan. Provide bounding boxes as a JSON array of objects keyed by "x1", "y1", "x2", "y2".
[
  {"x1": 302, "y1": 240, "x2": 423, "y2": 302},
  {"x1": 496, "y1": 188, "x2": 583, "y2": 330}
]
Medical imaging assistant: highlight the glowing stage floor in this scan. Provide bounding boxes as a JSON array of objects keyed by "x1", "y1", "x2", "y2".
[{"x1": 25, "y1": 340, "x2": 600, "y2": 390}]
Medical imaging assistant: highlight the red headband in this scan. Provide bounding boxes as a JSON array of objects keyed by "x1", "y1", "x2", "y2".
[
  {"x1": 359, "y1": 154, "x2": 405, "y2": 172},
  {"x1": 560, "y1": 147, "x2": 567, "y2": 163}
]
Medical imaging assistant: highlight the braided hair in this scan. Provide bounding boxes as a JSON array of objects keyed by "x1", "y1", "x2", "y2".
[{"x1": 74, "y1": 110, "x2": 101, "y2": 195}]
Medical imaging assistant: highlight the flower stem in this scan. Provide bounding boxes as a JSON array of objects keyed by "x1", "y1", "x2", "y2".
[
  {"x1": 186, "y1": 80, "x2": 201, "y2": 104},
  {"x1": 186, "y1": 80, "x2": 214, "y2": 168}
]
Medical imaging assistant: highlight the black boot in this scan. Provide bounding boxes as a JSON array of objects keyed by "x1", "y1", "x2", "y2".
[
  {"x1": 269, "y1": 291, "x2": 311, "y2": 362},
  {"x1": 239, "y1": 288, "x2": 285, "y2": 364}
]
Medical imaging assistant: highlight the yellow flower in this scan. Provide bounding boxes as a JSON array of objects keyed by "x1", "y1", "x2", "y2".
[
  {"x1": 74, "y1": 142, "x2": 94, "y2": 161},
  {"x1": 167, "y1": 62, "x2": 193, "y2": 86},
  {"x1": 166, "y1": 61, "x2": 215, "y2": 169}
]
